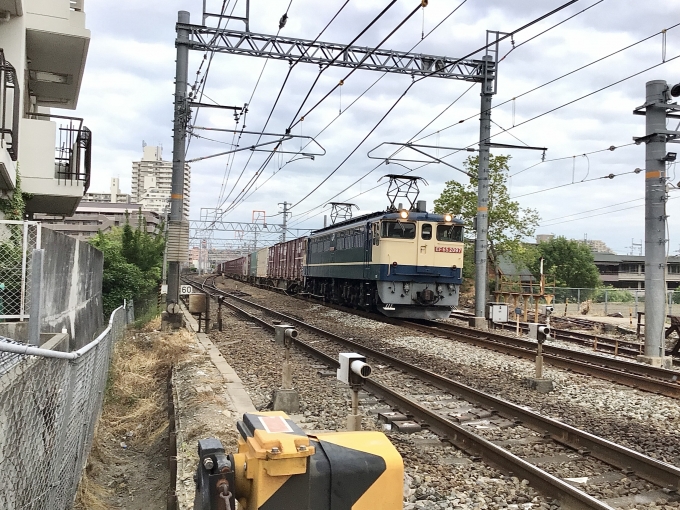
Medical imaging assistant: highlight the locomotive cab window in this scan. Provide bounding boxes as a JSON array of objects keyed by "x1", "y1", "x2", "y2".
[
  {"x1": 421, "y1": 224, "x2": 432, "y2": 240},
  {"x1": 437, "y1": 225, "x2": 464, "y2": 242},
  {"x1": 382, "y1": 221, "x2": 416, "y2": 239}
]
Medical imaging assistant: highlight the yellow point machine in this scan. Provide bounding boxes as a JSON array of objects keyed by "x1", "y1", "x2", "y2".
[{"x1": 193, "y1": 411, "x2": 404, "y2": 510}]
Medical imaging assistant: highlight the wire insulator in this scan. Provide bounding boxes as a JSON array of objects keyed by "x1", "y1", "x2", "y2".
[{"x1": 279, "y1": 13, "x2": 288, "y2": 29}]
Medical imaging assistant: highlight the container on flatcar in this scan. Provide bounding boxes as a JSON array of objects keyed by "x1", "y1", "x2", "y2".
[
  {"x1": 256, "y1": 247, "x2": 268, "y2": 277},
  {"x1": 268, "y1": 237, "x2": 306, "y2": 290}
]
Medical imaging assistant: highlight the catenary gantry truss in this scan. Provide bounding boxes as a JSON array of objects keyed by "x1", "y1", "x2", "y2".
[{"x1": 179, "y1": 24, "x2": 490, "y2": 82}]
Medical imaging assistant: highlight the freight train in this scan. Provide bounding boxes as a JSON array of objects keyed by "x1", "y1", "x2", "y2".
[{"x1": 217, "y1": 203, "x2": 464, "y2": 319}]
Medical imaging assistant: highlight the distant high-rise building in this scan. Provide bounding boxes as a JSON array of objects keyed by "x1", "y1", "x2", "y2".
[
  {"x1": 81, "y1": 178, "x2": 132, "y2": 204},
  {"x1": 536, "y1": 234, "x2": 555, "y2": 243},
  {"x1": 583, "y1": 239, "x2": 616, "y2": 255},
  {"x1": 131, "y1": 145, "x2": 190, "y2": 220}
]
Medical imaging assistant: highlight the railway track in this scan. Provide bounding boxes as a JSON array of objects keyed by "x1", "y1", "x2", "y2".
[
  {"x1": 398, "y1": 320, "x2": 680, "y2": 399},
  {"x1": 208, "y1": 274, "x2": 680, "y2": 397},
  {"x1": 185, "y1": 276, "x2": 680, "y2": 510},
  {"x1": 449, "y1": 310, "x2": 677, "y2": 361}
]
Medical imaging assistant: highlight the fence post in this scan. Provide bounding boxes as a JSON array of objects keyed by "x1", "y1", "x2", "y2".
[
  {"x1": 47, "y1": 359, "x2": 78, "y2": 508},
  {"x1": 19, "y1": 220, "x2": 28, "y2": 319},
  {"x1": 28, "y1": 249, "x2": 44, "y2": 346},
  {"x1": 577, "y1": 288, "x2": 581, "y2": 310},
  {"x1": 604, "y1": 289, "x2": 608, "y2": 315}
]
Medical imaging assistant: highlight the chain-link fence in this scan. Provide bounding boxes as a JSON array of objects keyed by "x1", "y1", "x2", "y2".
[
  {"x1": 0, "y1": 301, "x2": 132, "y2": 509},
  {"x1": 0, "y1": 220, "x2": 41, "y2": 320},
  {"x1": 538, "y1": 287, "x2": 679, "y2": 318}
]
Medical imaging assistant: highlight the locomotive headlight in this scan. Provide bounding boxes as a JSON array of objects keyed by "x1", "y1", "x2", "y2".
[
  {"x1": 444, "y1": 214, "x2": 452, "y2": 222},
  {"x1": 399, "y1": 209, "x2": 409, "y2": 219},
  {"x1": 447, "y1": 283, "x2": 455, "y2": 292},
  {"x1": 436, "y1": 284, "x2": 443, "y2": 294},
  {"x1": 403, "y1": 282, "x2": 410, "y2": 293}
]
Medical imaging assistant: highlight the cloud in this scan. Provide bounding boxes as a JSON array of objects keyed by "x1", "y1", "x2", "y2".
[{"x1": 64, "y1": 0, "x2": 680, "y2": 254}]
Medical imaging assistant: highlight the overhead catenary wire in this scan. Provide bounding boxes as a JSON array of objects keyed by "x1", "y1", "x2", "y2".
[
  {"x1": 286, "y1": 0, "x2": 401, "y2": 132},
  {"x1": 288, "y1": 1, "x2": 424, "y2": 133},
  {"x1": 509, "y1": 142, "x2": 637, "y2": 178},
  {"x1": 290, "y1": 30, "x2": 675, "y2": 229},
  {"x1": 216, "y1": 0, "x2": 410, "y2": 217},
  {"x1": 286, "y1": 0, "x2": 583, "y2": 213},
  {"x1": 225, "y1": 0, "x2": 471, "y2": 216},
  {"x1": 413, "y1": 22, "x2": 680, "y2": 145},
  {"x1": 539, "y1": 196, "x2": 680, "y2": 227},
  {"x1": 287, "y1": 83, "x2": 476, "y2": 226},
  {"x1": 290, "y1": 52, "x2": 676, "y2": 226},
  {"x1": 211, "y1": 0, "x2": 298, "y2": 212},
  {"x1": 499, "y1": 0, "x2": 605, "y2": 62},
  {"x1": 187, "y1": 0, "x2": 239, "y2": 154}
]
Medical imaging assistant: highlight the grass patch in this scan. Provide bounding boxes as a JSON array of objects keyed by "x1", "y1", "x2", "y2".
[{"x1": 75, "y1": 322, "x2": 190, "y2": 508}]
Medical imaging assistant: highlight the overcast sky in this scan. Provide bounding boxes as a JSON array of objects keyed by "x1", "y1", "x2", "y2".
[{"x1": 71, "y1": 0, "x2": 680, "y2": 254}]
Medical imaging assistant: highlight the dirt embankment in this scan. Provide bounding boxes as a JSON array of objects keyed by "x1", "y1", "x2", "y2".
[{"x1": 75, "y1": 319, "x2": 190, "y2": 510}]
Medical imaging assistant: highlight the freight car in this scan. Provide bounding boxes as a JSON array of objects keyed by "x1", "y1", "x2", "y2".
[{"x1": 217, "y1": 202, "x2": 464, "y2": 320}]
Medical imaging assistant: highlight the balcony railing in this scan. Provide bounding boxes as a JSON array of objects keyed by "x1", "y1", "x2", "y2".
[
  {"x1": 0, "y1": 50, "x2": 19, "y2": 162},
  {"x1": 26, "y1": 113, "x2": 91, "y2": 192},
  {"x1": 70, "y1": 0, "x2": 85, "y2": 12}
]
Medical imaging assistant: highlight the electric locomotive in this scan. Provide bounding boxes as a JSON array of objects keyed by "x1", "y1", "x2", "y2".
[{"x1": 305, "y1": 201, "x2": 464, "y2": 319}]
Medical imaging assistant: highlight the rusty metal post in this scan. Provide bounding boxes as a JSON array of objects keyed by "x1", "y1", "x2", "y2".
[{"x1": 217, "y1": 297, "x2": 223, "y2": 331}]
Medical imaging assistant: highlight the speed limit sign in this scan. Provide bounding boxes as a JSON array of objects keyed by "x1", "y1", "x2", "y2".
[{"x1": 180, "y1": 285, "x2": 193, "y2": 295}]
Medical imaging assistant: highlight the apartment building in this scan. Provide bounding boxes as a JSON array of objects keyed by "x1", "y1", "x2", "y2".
[
  {"x1": 81, "y1": 177, "x2": 131, "y2": 204},
  {"x1": 38, "y1": 202, "x2": 162, "y2": 240},
  {"x1": 593, "y1": 253, "x2": 680, "y2": 290},
  {"x1": 131, "y1": 145, "x2": 190, "y2": 220},
  {"x1": 0, "y1": 0, "x2": 92, "y2": 216}
]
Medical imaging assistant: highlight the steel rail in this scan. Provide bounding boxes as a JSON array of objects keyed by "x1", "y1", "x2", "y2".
[
  {"x1": 200, "y1": 286, "x2": 614, "y2": 509},
  {"x1": 209, "y1": 275, "x2": 680, "y2": 395},
  {"x1": 408, "y1": 321, "x2": 680, "y2": 396},
  {"x1": 188, "y1": 278, "x2": 680, "y2": 494}
]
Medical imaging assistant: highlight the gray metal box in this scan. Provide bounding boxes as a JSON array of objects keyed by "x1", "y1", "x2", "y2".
[{"x1": 486, "y1": 302, "x2": 508, "y2": 323}]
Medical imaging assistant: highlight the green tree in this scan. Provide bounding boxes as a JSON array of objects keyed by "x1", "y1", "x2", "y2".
[
  {"x1": 533, "y1": 236, "x2": 601, "y2": 288},
  {"x1": 433, "y1": 154, "x2": 540, "y2": 279},
  {"x1": 90, "y1": 212, "x2": 165, "y2": 316}
]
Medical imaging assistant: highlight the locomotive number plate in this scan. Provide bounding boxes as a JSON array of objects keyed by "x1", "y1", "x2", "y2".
[{"x1": 435, "y1": 247, "x2": 462, "y2": 253}]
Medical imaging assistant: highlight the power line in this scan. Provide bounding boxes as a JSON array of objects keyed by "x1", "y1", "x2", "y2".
[
  {"x1": 216, "y1": 0, "x2": 409, "y2": 216},
  {"x1": 187, "y1": 0, "x2": 239, "y2": 154},
  {"x1": 286, "y1": 0, "x2": 400, "y2": 132},
  {"x1": 499, "y1": 0, "x2": 605, "y2": 62},
  {"x1": 512, "y1": 167, "x2": 643, "y2": 199},
  {"x1": 287, "y1": 1, "x2": 583, "y2": 212},
  {"x1": 292, "y1": 13, "x2": 671, "y2": 228},
  {"x1": 540, "y1": 197, "x2": 643, "y2": 223},
  {"x1": 540, "y1": 196, "x2": 680, "y2": 227},
  {"x1": 230, "y1": 1, "x2": 425, "y2": 213},
  {"x1": 414, "y1": 23, "x2": 680, "y2": 145},
  {"x1": 509, "y1": 142, "x2": 637, "y2": 178},
  {"x1": 288, "y1": 1, "x2": 423, "y2": 132},
  {"x1": 226, "y1": 1, "x2": 471, "y2": 216},
  {"x1": 212, "y1": 1, "x2": 297, "y2": 211},
  {"x1": 287, "y1": 83, "x2": 476, "y2": 225}
]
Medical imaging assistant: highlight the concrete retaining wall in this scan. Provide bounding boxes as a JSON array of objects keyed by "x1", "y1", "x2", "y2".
[{"x1": 39, "y1": 228, "x2": 104, "y2": 349}]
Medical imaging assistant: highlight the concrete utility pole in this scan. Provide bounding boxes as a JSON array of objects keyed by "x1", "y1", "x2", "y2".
[
  {"x1": 640, "y1": 80, "x2": 671, "y2": 365},
  {"x1": 473, "y1": 55, "x2": 496, "y2": 327},
  {"x1": 167, "y1": 10, "x2": 190, "y2": 311}
]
